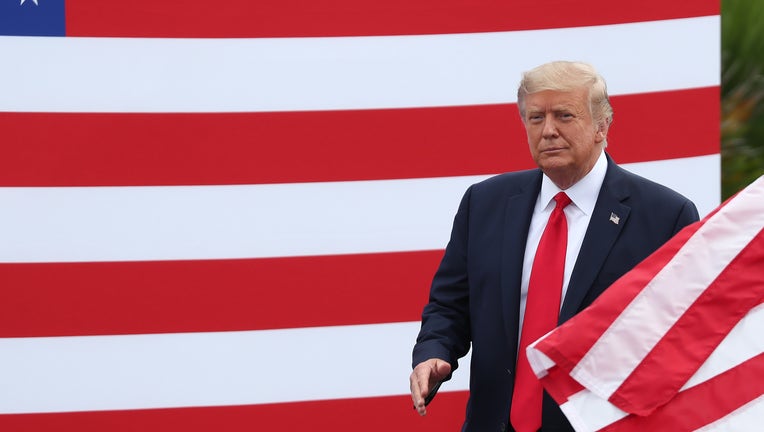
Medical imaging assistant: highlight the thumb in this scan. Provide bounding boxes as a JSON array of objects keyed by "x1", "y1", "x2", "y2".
[{"x1": 433, "y1": 359, "x2": 452, "y2": 381}]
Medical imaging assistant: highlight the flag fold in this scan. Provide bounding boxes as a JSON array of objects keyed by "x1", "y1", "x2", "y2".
[{"x1": 527, "y1": 176, "x2": 764, "y2": 432}]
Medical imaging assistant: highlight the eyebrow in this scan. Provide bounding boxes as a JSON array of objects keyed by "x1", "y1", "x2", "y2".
[{"x1": 526, "y1": 105, "x2": 576, "y2": 115}]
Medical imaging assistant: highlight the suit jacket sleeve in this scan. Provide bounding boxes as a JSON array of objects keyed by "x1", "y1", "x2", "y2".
[{"x1": 412, "y1": 185, "x2": 474, "y2": 373}]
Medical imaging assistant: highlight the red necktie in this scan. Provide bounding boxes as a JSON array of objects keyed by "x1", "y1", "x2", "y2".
[{"x1": 510, "y1": 192, "x2": 571, "y2": 432}]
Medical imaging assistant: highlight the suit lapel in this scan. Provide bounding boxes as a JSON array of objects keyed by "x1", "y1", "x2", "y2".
[
  {"x1": 500, "y1": 172, "x2": 541, "y2": 369},
  {"x1": 559, "y1": 157, "x2": 630, "y2": 323}
]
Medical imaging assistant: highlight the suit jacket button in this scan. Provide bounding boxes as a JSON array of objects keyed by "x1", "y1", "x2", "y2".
[{"x1": 499, "y1": 422, "x2": 507, "y2": 431}]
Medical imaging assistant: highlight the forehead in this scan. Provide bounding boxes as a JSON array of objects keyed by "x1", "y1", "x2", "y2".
[{"x1": 524, "y1": 88, "x2": 589, "y2": 111}]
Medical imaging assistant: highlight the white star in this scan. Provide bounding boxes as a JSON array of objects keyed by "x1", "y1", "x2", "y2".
[{"x1": 20, "y1": 0, "x2": 40, "y2": 5}]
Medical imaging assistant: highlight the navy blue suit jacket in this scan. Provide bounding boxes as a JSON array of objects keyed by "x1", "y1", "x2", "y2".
[{"x1": 413, "y1": 155, "x2": 699, "y2": 432}]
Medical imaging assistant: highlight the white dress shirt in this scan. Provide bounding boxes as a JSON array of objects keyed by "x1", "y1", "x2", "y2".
[{"x1": 518, "y1": 151, "x2": 608, "y2": 336}]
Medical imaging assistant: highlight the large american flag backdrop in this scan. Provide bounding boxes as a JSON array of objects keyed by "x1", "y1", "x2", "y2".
[{"x1": 1, "y1": 1, "x2": 719, "y2": 431}]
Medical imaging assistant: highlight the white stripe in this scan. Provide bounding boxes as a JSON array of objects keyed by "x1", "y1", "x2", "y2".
[
  {"x1": 0, "y1": 321, "x2": 471, "y2": 414},
  {"x1": 619, "y1": 154, "x2": 720, "y2": 218},
  {"x1": 549, "y1": 304, "x2": 764, "y2": 431},
  {"x1": 0, "y1": 174, "x2": 487, "y2": 263},
  {"x1": 683, "y1": 303, "x2": 764, "y2": 390},
  {"x1": 0, "y1": 156, "x2": 719, "y2": 263},
  {"x1": 570, "y1": 176, "x2": 764, "y2": 399},
  {"x1": 560, "y1": 389, "x2": 628, "y2": 432},
  {"x1": 1, "y1": 17, "x2": 719, "y2": 112}
]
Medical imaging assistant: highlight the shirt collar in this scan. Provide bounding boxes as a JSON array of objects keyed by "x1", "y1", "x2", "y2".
[{"x1": 537, "y1": 150, "x2": 607, "y2": 216}]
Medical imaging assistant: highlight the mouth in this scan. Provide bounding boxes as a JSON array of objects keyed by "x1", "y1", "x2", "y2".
[{"x1": 540, "y1": 147, "x2": 567, "y2": 154}]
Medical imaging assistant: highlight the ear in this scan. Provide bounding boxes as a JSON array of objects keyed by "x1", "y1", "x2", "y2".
[{"x1": 594, "y1": 121, "x2": 609, "y2": 144}]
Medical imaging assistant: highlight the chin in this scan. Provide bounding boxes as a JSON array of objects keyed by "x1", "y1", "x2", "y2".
[{"x1": 538, "y1": 157, "x2": 571, "y2": 171}]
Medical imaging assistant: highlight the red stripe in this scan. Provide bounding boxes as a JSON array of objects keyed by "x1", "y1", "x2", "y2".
[
  {"x1": 0, "y1": 250, "x2": 443, "y2": 337},
  {"x1": 539, "y1": 366, "x2": 585, "y2": 405},
  {"x1": 609, "y1": 231, "x2": 764, "y2": 416},
  {"x1": 601, "y1": 352, "x2": 764, "y2": 431},
  {"x1": 0, "y1": 391, "x2": 469, "y2": 431},
  {"x1": 0, "y1": 88, "x2": 719, "y2": 187},
  {"x1": 64, "y1": 0, "x2": 718, "y2": 38}
]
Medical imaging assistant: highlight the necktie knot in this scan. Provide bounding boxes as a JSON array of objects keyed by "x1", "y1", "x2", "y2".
[{"x1": 554, "y1": 192, "x2": 571, "y2": 210}]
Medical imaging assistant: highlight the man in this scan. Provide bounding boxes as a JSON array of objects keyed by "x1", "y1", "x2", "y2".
[{"x1": 409, "y1": 61, "x2": 699, "y2": 432}]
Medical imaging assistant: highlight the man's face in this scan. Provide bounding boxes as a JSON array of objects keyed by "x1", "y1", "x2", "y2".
[{"x1": 523, "y1": 87, "x2": 606, "y2": 189}]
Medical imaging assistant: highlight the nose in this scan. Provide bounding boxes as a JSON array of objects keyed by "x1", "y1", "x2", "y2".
[{"x1": 542, "y1": 115, "x2": 559, "y2": 139}]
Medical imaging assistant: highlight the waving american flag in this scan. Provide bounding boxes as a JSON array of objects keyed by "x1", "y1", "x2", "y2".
[{"x1": 527, "y1": 175, "x2": 764, "y2": 431}]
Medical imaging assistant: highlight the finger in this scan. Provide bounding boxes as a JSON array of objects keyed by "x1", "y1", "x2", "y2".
[
  {"x1": 410, "y1": 372, "x2": 427, "y2": 403},
  {"x1": 413, "y1": 389, "x2": 428, "y2": 416},
  {"x1": 410, "y1": 368, "x2": 431, "y2": 415},
  {"x1": 409, "y1": 376, "x2": 422, "y2": 405},
  {"x1": 411, "y1": 364, "x2": 433, "y2": 399}
]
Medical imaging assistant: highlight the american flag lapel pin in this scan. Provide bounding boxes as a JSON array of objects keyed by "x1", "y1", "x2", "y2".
[{"x1": 609, "y1": 212, "x2": 620, "y2": 225}]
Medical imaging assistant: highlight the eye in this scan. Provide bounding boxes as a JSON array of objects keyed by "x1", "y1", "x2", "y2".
[
  {"x1": 558, "y1": 112, "x2": 574, "y2": 121},
  {"x1": 528, "y1": 114, "x2": 543, "y2": 123}
]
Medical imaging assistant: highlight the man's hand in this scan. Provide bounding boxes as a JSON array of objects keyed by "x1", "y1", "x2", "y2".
[{"x1": 409, "y1": 358, "x2": 452, "y2": 416}]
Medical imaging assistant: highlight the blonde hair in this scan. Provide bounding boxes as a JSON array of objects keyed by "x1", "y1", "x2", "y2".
[{"x1": 517, "y1": 61, "x2": 613, "y2": 130}]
